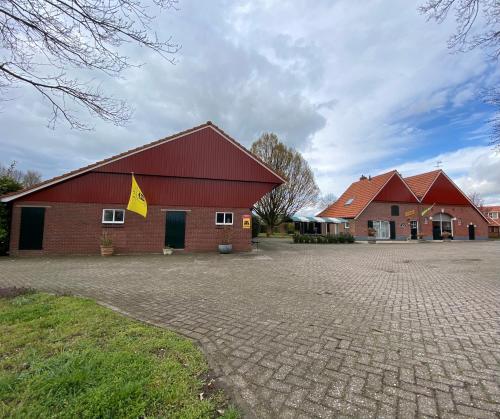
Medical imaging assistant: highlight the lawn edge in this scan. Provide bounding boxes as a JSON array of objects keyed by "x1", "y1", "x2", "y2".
[{"x1": 97, "y1": 300, "x2": 256, "y2": 419}]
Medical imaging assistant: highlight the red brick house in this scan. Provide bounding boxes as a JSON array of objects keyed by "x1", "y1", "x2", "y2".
[
  {"x1": 483, "y1": 206, "x2": 500, "y2": 238},
  {"x1": 318, "y1": 170, "x2": 489, "y2": 241},
  {"x1": 1, "y1": 122, "x2": 284, "y2": 255}
]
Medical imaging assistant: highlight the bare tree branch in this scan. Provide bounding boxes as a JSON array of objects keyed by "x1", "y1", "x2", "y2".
[
  {"x1": 250, "y1": 133, "x2": 320, "y2": 235},
  {"x1": 0, "y1": 0, "x2": 179, "y2": 129},
  {"x1": 419, "y1": 0, "x2": 500, "y2": 147}
]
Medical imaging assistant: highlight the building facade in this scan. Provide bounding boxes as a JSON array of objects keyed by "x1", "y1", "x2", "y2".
[
  {"x1": 1, "y1": 122, "x2": 284, "y2": 255},
  {"x1": 318, "y1": 170, "x2": 489, "y2": 241},
  {"x1": 483, "y1": 206, "x2": 500, "y2": 238}
]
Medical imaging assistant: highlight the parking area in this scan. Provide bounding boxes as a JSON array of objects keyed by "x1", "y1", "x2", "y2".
[{"x1": 1, "y1": 239, "x2": 499, "y2": 418}]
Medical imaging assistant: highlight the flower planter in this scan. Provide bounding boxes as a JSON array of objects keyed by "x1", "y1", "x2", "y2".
[
  {"x1": 100, "y1": 245, "x2": 114, "y2": 257},
  {"x1": 218, "y1": 244, "x2": 232, "y2": 254},
  {"x1": 367, "y1": 237, "x2": 376, "y2": 244},
  {"x1": 163, "y1": 248, "x2": 173, "y2": 255}
]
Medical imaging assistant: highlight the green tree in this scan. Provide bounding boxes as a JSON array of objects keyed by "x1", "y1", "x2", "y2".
[
  {"x1": 0, "y1": 176, "x2": 23, "y2": 255},
  {"x1": 250, "y1": 133, "x2": 319, "y2": 236}
]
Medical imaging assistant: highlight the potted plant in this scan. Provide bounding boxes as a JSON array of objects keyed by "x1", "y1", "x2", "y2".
[
  {"x1": 367, "y1": 227, "x2": 377, "y2": 244},
  {"x1": 417, "y1": 233, "x2": 426, "y2": 243},
  {"x1": 218, "y1": 227, "x2": 233, "y2": 254},
  {"x1": 100, "y1": 232, "x2": 114, "y2": 256},
  {"x1": 441, "y1": 231, "x2": 452, "y2": 241},
  {"x1": 163, "y1": 246, "x2": 173, "y2": 255}
]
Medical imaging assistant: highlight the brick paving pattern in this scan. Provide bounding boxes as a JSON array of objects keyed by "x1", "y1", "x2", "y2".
[{"x1": 1, "y1": 240, "x2": 499, "y2": 418}]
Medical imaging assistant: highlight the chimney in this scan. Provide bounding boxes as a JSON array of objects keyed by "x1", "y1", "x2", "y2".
[
  {"x1": 368, "y1": 175, "x2": 372, "y2": 181},
  {"x1": 359, "y1": 175, "x2": 367, "y2": 180}
]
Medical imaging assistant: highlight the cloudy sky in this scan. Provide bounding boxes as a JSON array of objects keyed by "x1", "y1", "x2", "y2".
[{"x1": 1, "y1": 0, "x2": 499, "y2": 204}]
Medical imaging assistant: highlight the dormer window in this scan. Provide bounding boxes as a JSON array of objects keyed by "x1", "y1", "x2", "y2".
[{"x1": 344, "y1": 198, "x2": 354, "y2": 206}]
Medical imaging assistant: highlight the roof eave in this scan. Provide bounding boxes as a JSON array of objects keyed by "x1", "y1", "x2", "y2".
[{"x1": 1, "y1": 122, "x2": 285, "y2": 203}]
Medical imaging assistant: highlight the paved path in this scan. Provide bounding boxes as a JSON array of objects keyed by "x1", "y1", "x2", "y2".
[{"x1": 1, "y1": 240, "x2": 499, "y2": 418}]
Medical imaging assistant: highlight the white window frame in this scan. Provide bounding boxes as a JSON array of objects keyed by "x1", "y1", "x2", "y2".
[
  {"x1": 344, "y1": 222, "x2": 350, "y2": 229},
  {"x1": 102, "y1": 209, "x2": 125, "y2": 224},
  {"x1": 215, "y1": 211, "x2": 234, "y2": 226},
  {"x1": 373, "y1": 220, "x2": 390, "y2": 239},
  {"x1": 490, "y1": 212, "x2": 498, "y2": 219}
]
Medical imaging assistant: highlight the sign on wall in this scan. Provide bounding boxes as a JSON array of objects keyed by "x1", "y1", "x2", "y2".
[
  {"x1": 242, "y1": 215, "x2": 251, "y2": 229},
  {"x1": 404, "y1": 209, "x2": 416, "y2": 217}
]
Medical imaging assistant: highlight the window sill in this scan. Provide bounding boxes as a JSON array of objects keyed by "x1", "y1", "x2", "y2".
[{"x1": 102, "y1": 224, "x2": 125, "y2": 228}]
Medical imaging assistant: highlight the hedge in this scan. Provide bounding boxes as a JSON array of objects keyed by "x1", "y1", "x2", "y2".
[{"x1": 292, "y1": 233, "x2": 355, "y2": 244}]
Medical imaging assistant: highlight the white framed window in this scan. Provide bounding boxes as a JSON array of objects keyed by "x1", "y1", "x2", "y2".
[
  {"x1": 344, "y1": 222, "x2": 350, "y2": 229},
  {"x1": 215, "y1": 212, "x2": 233, "y2": 225},
  {"x1": 489, "y1": 212, "x2": 498, "y2": 219},
  {"x1": 373, "y1": 220, "x2": 390, "y2": 239},
  {"x1": 102, "y1": 209, "x2": 125, "y2": 224}
]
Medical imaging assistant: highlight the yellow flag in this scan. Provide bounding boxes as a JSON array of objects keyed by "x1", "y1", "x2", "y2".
[
  {"x1": 127, "y1": 174, "x2": 147, "y2": 218},
  {"x1": 421, "y1": 203, "x2": 435, "y2": 217}
]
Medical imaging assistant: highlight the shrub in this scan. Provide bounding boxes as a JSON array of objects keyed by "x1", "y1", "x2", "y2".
[
  {"x1": 345, "y1": 233, "x2": 355, "y2": 243},
  {"x1": 338, "y1": 233, "x2": 346, "y2": 243},
  {"x1": 293, "y1": 233, "x2": 299, "y2": 243}
]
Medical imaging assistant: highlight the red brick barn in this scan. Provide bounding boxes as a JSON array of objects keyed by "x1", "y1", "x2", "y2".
[
  {"x1": 1, "y1": 122, "x2": 284, "y2": 255},
  {"x1": 318, "y1": 170, "x2": 489, "y2": 241}
]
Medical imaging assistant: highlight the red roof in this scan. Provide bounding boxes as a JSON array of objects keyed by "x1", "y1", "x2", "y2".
[
  {"x1": 319, "y1": 169, "x2": 489, "y2": 222},
  {"x1": 1, "y1": 122, "x2": 285, "y2": 203},
  {"x1": 404, "y1": 170, "x2": 441, "y2": 199},
  {"x1": 483, "y1": 206, "x2": 500, "y2": 226},
  {"x1": 318, "y1": 171, "x2": 397, "y2": 218}
]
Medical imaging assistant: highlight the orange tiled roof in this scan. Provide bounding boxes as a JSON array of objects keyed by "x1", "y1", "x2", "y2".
[
  {"x1": 483, "y1": 206, "x2": 500, "y2": 226},
  {"x1": 403, "y1": 170, "x2": 441, "y2": 199},
  {"x1": 318, "y1": 170, "x2": 397, "y2": 218}
]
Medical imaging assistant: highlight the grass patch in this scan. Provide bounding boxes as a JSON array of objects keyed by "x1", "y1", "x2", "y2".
[{"x1": 0, "y1": 291, "x2": 239, "y2": 418}]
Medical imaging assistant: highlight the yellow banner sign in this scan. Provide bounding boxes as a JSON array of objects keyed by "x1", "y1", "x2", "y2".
[
  {"x1": 242, "y1": 215, "x2": 251, "y2": 229},
  {"x1": 404, "y1": 209, "x2": 416, "y2": 217}
]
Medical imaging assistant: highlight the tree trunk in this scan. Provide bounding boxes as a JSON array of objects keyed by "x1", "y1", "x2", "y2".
[{"x1": 266, "y1": 224, "x2": 273, "y2": 237}]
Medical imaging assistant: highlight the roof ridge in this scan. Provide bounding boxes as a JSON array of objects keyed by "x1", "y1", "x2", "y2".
[{"x1": 1, "y1": 121, "x2": 285, "y2": 202}]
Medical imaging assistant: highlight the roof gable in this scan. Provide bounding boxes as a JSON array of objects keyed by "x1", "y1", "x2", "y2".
[
  {"x1": 318, "y1": 171, "x2": 396, "y2": 218},
  {"x1": 420, "y1": 172, "x2": 470, "y2": 205},
  {"x1": 1, "y1": 122, "x2": 284, "y2": 203},
  {"x1": 96, "y1": 124, "x2": 283, "y2": 183},
  {"x1": 374, "y1": 173, "x2": 419, "y2": 203},
  {"x1": 404, "y1": 170, "x2": 441, "y2": 199}
]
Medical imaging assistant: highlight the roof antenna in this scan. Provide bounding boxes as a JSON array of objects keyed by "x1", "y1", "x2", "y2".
[{"x1": 435, "y1": 160, "x2": 442, "y2": 168}]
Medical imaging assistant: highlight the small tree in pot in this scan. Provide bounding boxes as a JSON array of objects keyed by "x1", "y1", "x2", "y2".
[
  {"x1": 218, "y1": 226, "x2": 233, "y2": 254},
  {"x1": 100, "y1": 232, "x2": 114, "y2": 256},
  {"x1": 367, "y1": 227, "x2": 377, "y2": 244}
]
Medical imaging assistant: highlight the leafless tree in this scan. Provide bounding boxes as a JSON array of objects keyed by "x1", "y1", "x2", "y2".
[
  {"x1": 468, "y1": 191, "x2": 485, "y2": 209},
  {"x1": 419, "y1": 0, "x2": 500, "y2": 146},
  {"x1": 318, "y1": 192, "x2": 337, "y2": 210},
  {"x1": 251, "y1": 133, "x2": 320, "y2": 235},
  {"x1": 0, "y1": 0, "x2": 179, "y2": 129},
  {"x1": 0, "y1": 161, "x2": 42, "y2": 187},
  {"x1": 22, "y1": 170, "x2": 42, "y2": 187}
]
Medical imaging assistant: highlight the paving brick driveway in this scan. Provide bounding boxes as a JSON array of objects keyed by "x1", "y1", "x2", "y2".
[{"x1": 1, "y1": 240, "x2": 499, "y2": 418}]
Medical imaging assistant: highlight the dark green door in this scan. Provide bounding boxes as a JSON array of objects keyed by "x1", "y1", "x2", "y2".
[
  {"x1": 165, "y1": 211, "x2": 186, "y2": 249},
  {"x1": 19, "y1": 207, "x2": 45, "y2": 250}
]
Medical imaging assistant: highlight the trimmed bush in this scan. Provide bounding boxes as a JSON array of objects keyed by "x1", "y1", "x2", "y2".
[{"x1": 292, "y1": 233, "x2": 355, "y2": 244}]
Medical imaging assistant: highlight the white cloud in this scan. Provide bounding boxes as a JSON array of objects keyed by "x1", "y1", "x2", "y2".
[
  {"x1": 394, "y1": 146, "x2": 500, "y2": 204},
  {"x1": 0, "y1": 0, "x2": 498, "y2": 208}
]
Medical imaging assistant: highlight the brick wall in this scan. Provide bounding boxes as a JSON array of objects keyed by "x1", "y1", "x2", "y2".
[
  {"x1": 353, "y1": 201, "x2": 489, "y2": 240},
  {"x1": 9, "y1": 202, "x2": 252, "y2": 256}
]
